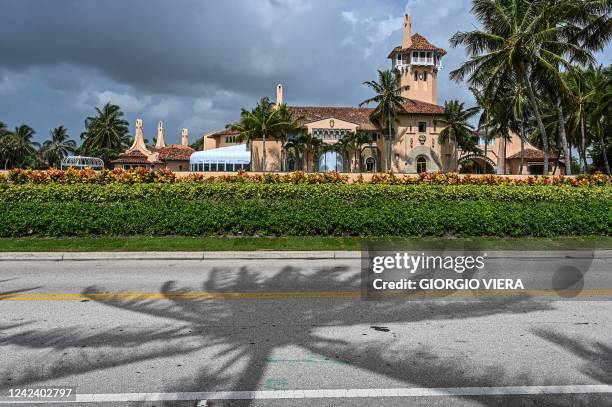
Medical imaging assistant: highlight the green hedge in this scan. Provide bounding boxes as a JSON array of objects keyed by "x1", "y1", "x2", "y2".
[
  {"x1": 1, "y1": 182, "x2": 610, "y2": 203},
  {"x1": 0, "y1": 188, "x2": 610, "y2": 237}
]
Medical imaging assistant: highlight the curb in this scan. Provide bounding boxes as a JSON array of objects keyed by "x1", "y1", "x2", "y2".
[{"x1": 0, "y1": 250, "x2": 611, "y2": 261}]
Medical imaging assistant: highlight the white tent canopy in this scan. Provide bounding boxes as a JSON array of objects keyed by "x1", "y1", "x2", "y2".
[
  {"x1": 60, "y1": 156, "x2": 104, "y2": 170},
  {"x1": 189, "y1": 144, "x2": 250, "y2": 172}
]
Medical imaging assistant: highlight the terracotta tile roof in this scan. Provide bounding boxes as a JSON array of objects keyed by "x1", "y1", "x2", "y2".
[
  {"x1": 507, "y1": 148, "x2": 555, "y2": 160},
  {"x1": 112, "y1": 150, "x2": 157, "y2": 164},
  {"x1": 388, "y1": 33, "x2": 447, "y2": 58},
  {"x1": 151, "y1": 144, "x2": 194, "y2": 161},
  {"x1": 401, "y1": 99, "x2": 445, "y2": 115},
  {"x1": 207, "y1": 129, "x2": 240, "y2": 138},
  {"x1": 288, "y1": 106, "x2": 380, "y2": 131},
  {"x1": 286, "y1": 102, "x2": 445, "y2": 130}
]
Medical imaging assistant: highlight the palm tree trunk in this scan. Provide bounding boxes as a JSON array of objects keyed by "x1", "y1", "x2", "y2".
[
  {"x1": 519, "y1": 128, "x2": 525, "y2": 175},
  {"x1": 521, "y1": 62, "x2": 549, "y2": 175},
  {"x1": 262, "y1": 133, "x2": 267, "y2": 172},
  {"x1": 503, "y1": 133, "x2": 508, "y2": 175},
  {"x1": 483, "y1": 127, "x2": 488, "y2": 174},
  {"x1": 555, "y1": 148, "x2": 561, "y2": 174},
  {"x1": 387, "y1": 108, "x2": 392, "y2": 172},
  {"x1": 600, "y1": 133, "x2": 611, "y2": 175},
  {"x1": 580, "y1": 116, "x2": 587, "y2": 174},
  {"x1": 555, "y1": 97, "x2": 571, "y2": 175}
]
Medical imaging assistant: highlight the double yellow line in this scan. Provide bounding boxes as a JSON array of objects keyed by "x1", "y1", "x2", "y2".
[{"x1": 2, "y1": 289, "x2": 612, "y2": 301}]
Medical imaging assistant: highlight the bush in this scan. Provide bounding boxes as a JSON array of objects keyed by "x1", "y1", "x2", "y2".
[
  {"x1": 1, "y1": 168, "x2": 610, "y2": 186},
  {"x1": 0, "y1": 182, "x2": 610, "y2": 203},
  {"x1": 0, "y1": 183, "x2": 609, "y2": 237}
]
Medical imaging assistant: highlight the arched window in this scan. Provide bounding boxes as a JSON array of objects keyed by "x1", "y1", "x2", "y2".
[
  {"x1": 416, "y1": 156, "x2": 427, "y2": 173},
  {"x1": 287, "y1": 157, "x2": 296, "y2": 172},
  {"x1": 365, "y1": 157, "x2": 376, "y2": 172}
]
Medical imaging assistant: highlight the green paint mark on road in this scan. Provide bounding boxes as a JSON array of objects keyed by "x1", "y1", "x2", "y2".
[
  {"x1": 267, "y1": 355, "x2": 350, "y2": 366},
  {"x1": 262, "y1": 378, "x2": 289, "y2": 390}
]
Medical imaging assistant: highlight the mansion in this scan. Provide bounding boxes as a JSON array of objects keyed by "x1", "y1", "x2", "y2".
[{"x1": 189, "y1": 13, "x2": 562, "y2": 175}]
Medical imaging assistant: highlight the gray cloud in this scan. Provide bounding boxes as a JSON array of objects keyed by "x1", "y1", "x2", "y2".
[{"x1": 0, "y1": 0, "x2": 609, "y2": 144}]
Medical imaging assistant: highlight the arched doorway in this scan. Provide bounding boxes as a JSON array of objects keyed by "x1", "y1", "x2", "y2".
[
  {"x1": 458, "y1": 155, "x2": 496, "y2": 174},
  {"x1": 319, "y1": 150, "x2": 344, "y2": 172},
  {"x1": 365, "y1": 157, "x2": 376, "y2": 172},
  {"x1": 360, "y1": 145, "x2": 381, "y2": 173},
  {"x1": 287, "y1": 157, "x2": 296, "y2": 171},
  {"x1": 416, "y1": 156, "x2": 427, "y2": 173}
]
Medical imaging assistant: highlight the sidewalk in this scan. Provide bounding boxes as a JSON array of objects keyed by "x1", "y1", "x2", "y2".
[{"x1": 1, "y1": 250, "x2": 611, "y2": 261}]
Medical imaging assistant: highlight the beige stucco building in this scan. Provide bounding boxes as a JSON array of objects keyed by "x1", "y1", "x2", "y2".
[{"x1": 192, "y1": 13, "x2": 562, "y2": 175}]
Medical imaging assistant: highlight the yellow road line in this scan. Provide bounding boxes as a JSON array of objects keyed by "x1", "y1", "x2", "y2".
[{"x1": 2, "y1": 289, "x2": 612, "y2": 301}]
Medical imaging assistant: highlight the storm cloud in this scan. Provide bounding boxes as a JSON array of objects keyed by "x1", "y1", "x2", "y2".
[{"x1": 0, "y1": 0, "x2": 609, "y2": 144}]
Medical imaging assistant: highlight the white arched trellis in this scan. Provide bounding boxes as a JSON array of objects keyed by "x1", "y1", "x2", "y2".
[{"x1": 60, "y1": 156, "x2": 105, "y2": 170}]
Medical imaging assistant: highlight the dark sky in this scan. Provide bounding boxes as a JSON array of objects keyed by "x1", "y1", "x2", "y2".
[{"x1": 0, "y1": 0, "x2": 610, "y2": 145}]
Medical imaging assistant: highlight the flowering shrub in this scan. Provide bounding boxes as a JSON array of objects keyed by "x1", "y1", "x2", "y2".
[
  {"x1": 1, "y1": 168, "x2": 610, "y2": 187},
  {"x1": 4, "y1": 168, "x2": 177, "y2": 184}
]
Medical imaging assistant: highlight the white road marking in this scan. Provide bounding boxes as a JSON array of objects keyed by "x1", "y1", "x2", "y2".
[{"x1": 2, "y1": 385, "x2": 612, "y2": 403}]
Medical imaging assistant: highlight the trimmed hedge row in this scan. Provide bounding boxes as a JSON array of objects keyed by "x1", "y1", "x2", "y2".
[
  {"x1": 2, "y1": 168, "x2": 611, "y2": 186},
  {"x1": 1, "y1": 183, "x2": 610, "y2": 203},
  {"x1": 0, "y1": 198, "x2": 610, "y2": 237}
]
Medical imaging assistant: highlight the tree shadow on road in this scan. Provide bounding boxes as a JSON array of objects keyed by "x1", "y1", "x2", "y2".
[
  {"x1": 534, "y1": 328, "x2": 612, "y2": 384},
  {"x1": 0, "y1": 264, "x2": 573, "y2": 406}
]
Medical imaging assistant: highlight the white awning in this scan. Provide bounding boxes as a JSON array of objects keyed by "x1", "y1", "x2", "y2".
[{"x1": 190, "y1": 144, "x2": 250, "y2": 164}]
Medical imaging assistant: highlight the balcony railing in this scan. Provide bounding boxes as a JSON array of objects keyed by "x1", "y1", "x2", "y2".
[{"x1": 411, "y1": 57, "x2": 434, "y2": 65}]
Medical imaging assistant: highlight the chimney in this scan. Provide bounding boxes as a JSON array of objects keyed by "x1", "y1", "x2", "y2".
[
  {"x1": 275, "y1": 83, "x2": 283, "y2": 107},
  {"x1": 181, "y1": 128, "x2": 189, "y2": 146},
  {"x1": 155, "y1": 121, "x2": 166, "y2": 148},
  {"x1": 129, "y1": 118, "x2": 148, "y2": 152},
  {"x1": 402, "y1": 13, "x2": 412, "y2": 48}
]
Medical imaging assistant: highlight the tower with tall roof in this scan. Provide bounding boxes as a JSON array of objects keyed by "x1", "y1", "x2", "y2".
[{"x1": 387, "y1": 14, "x2": 446, "y2": 104}]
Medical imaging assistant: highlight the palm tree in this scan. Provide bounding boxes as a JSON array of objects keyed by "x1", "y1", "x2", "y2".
[
  {"x1": 435, "y1": 100, "x2": 481, "y2": 171},
  {"x1": 359, "y1": 70, "x2": 409, "y2": 171},
  {"x1": 334, "y1": 135, "x2": 352, "y2": 173},
  {"x1": 42, "y1": 126, "x2": 77, "y2": 168},
  {"x1": 81, "y1": 103, "x2": 130, "y2": 154},
  {"x1": 589, "y1": 67, "x2": 612, "y2": 175},
  {"x1": 470, "y1": 88, "x2": 494, "y2": 173},
  {"x1": 292, "y1": 133, "x2": 322, "y2": 172},
  {"x1": 449, "y1": 0, "x2": 599, "y2": 175},
  {"x1": 229, "y1": 97, "x2": 300, "y2": 172},
  {"x1": 566, "y1": 69, "x2": 590, "y2": 173},
  {"x1": 0, "y1": 121, "x2": 10, "y2": 170},
  {"x1": 9, "y1": 125, "x2": 40, "y2": 168},
  {"x1": 584, "y1": 65, "x2": 611, "y2": 174},
  {"x1": 348, "y1": 132, "x2": 372, "y2": 173}
]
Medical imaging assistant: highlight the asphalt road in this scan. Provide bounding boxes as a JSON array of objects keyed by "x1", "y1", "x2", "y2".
[{"x1": 1, "y1": 254, "x2": 611, "y2": 406}]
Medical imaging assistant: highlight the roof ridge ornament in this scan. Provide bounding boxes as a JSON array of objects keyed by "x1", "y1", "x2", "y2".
[{"x1": 155, "y1": 121, "x2": 166, "y2": 148}]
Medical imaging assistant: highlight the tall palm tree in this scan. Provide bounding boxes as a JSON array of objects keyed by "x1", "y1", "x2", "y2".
[
  {"x1": 229, "y1": 97, "x2": 300, "y2": 172},
  {"x1": 585, "y1": 65, "x2": 611, "y2": 174},
  {"x1": 359, "y1": 70, "x2": 409, "y2": 171},
  {"x1": 449, "y1": 0, "x2": 598, "y2": 175},
  {"x1": 81, "y1": 103, "x2": 130, "y2": 154},
  {"x1": 42, "y1": 126, "x2": 77, "y2": 168},
  {"x1": 470, "y1": 88, "x2": 494, "y2": 173},
  {"x1": 566, "y1": 69, "x2": 591, "y2": 173},
  {"x1": 10, "y1": 125, "x2": 40, "y2": 168},
  {"x1": 436, "y1": 100, "x2": 481, "y2": 171},
  {"x1": 0, "y1": 121, "x2": 10, "y2": 170}
]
